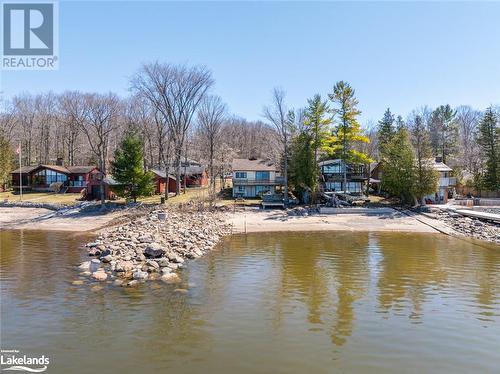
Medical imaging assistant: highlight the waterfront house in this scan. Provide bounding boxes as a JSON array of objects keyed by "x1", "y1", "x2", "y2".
[
  {"x1": 231, "y1": 158, "x2": 284, "y2": 197},
  {"x1": 424, "y1": 158, "x2": 456, "y2": 204},
  {"x1": 85, "y1": 170, "x2": 120, "y2": 200},
  {"x1": 11, "y1": 159, "x2": 98, "y2": 193},
  {"x1": 179, "y1": 159, "x2": 209, "y2": 187},
  {"x1": 150, "y1": 169, "x2": 177, "y2": 195},
  {"x1": 319, "y1": 159, "x2": 368, "y2": 194},
  {"x1": 368, "y1": 158, "x2": 456, "y2": 203},
  {"x1": 164, "y1": 159, "x2": 209, "y2": 187}
]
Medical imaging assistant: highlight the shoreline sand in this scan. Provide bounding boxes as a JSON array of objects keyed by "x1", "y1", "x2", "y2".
[
  {"x1": 0, "y1": 206, "x2": 441, "y2": 234},
  {"x1": 0, "y1": 207, "x2": 124, "y2": 232},
  {"x1": 227, "y1": 208, "x2": 440, "y2": 234}
]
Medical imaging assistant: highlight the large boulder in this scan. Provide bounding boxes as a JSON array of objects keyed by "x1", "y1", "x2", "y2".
[
  {"x1": 92, "y1": 270, "x2": 108, "y2": 281},
  {"x1": 133, "y1": 270, "x2": 148, "y2": 280},
  {"x1": 161, "y1": 273, "x2": 181, "y2": 283},
  {"x1": 144, "y1": 244, "x2": 165, "y2": 259},
  {"x1": 115, "y1": 260, "x2": 134, "y2": 272}
]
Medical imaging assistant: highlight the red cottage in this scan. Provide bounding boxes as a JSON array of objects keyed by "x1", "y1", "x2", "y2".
[
  {"x1": 178, "y1": 159, "x2": 208, "y2": 187},
  {"x1": 150, "y1": 169, "x2": 177, "y2": 195}
]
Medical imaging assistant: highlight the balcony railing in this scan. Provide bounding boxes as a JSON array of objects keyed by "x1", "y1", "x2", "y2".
[
  {"x1": 322, "y1": 172, "x2": 367, "y2": 181},
  {"x1": 233, "y1": 177, "x2": 285, "y2": 185},
  {"x1": 69, "y1": 181, "x2": 87, "y2": 187}
]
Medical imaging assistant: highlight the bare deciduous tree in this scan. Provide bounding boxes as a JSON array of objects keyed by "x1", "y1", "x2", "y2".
[
  {"x1": 197, "y1": 95, "x2": 227, "y2": 192},
  {"x1": 263, "y1": 87, "x2": 292, "y2": 204},
  {"x1": 58, "y1": 91, "x2": 86, "y2": 165},
  {"x1": 131, "y1": 62, "x2": 213, "y2": 195},
  {"x1": 456, "y1": 105, "x2": 482, "y2": 172},
  {"x1": 80, "y1": 93, "x2": 120, "y2": 205}
]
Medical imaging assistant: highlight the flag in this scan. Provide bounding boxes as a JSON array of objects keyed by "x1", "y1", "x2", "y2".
[{"x1": 16, "y1": 143, "x2": 21, "y2": 155}]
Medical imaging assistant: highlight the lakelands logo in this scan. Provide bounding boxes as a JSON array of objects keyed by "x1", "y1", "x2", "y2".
[
  {"x1": 1, "y1": 1, "x2": 59, "y2": 70},
  {"x1": 0, "y1": 349, "x2": 50, "y2": 372}
]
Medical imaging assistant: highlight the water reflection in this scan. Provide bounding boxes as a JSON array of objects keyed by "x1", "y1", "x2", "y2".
[{"x1": 1, "y1": 230, "x2": 499, "y2": 373}]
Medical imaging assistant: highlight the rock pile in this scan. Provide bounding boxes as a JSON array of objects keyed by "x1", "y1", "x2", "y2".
[
  {"x1": 79, "y1": 207, "x2": 231, "y2": 285},
  {"x1": 287, "y1": 206, "x2": 319, "y2": 216},
  {"x1": 436, "y1": 210, "x2": 500, "y2": 244}
]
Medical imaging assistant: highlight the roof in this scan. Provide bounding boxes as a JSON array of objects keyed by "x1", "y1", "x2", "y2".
[
  {"x1": 232, "y1": 158, "x2": 278, "y2": 171},
  {"x1": 103, "y1": 176, "x2": 120, "y2": 185},
  {"x1": 318, "y1": 159, "x2": 343, "y2": 166},
  {"x1": 318, "y1": 159, "x2": 366, "y2": 167},
  {"x1": 150, "y1": 169, "x2": 176, "y2": 180},
  {"x1": 11, "y1": 164, "x2": 97, "y2": 175},
  {"x1": 11, "y1": 165, "x2": 37, "y2": 174},
  {"x1": 66, "y1": 166, "x2": 96, "y2": 174},
  {"x1": 183, "y1": 166, "x2": 205, "y2": 175},
  {"x1": 433, "y1": 161, "x2": 453, "y2": 172},
  {"x1": 370, "y1": 162, "x2": 381, "y2": 173},
  {"x1": 29, "y1": 164, "x2": 71, "y2": 174}
]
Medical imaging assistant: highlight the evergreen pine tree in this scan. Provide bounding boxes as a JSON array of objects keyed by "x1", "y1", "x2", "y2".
[
  {"x1": 0, "y1": 132, "x2": 13, "y2": 190},
  {"x1": 410, "y1": 115, "x2": 439, "y2": 204},
  {"x1": 380, "y1": 126, "x2": 415, "y2": 204},
  {"x1": 326, "y1": 81, "x2": 371, "y2": 191},
  {"x1": 289, "y1": 130, "x2": 316, "y2": 201},
  {"x1": 477, "y1": 107, "x2": 499, "y2": 194},
  {"x1": 303, "y1": 94, "x2": 331, "y2": 168},
  {"x1": 111, "y1": 132, "x2": 154, "y2": 202},
  {"x1": 377, "y1": 108, "x2": 395, "y2": 156},
  {"x1": 430, "y1": 104, "x2": 458, "y2": 163}
]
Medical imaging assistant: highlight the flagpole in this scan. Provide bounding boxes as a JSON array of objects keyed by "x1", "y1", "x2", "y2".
[{"x1": 19, "y1": 142, "x2": 22, "y2": 201}]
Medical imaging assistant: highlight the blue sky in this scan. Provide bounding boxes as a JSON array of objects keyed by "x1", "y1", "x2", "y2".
[{"x1": 2, "y1": 1, "x2": 499, "y2": 125}]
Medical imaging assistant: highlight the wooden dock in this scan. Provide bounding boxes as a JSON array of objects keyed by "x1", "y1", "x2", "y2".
[{"x1": 455, "y1": 209, "x2": 500, "y2": 223}]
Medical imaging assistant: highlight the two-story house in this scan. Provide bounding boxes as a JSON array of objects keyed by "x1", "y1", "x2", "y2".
[
  {"x1": 319, "y1": 159, "x2": 368, "y2": 194},
  {"x1": 231, "y1": 158, "x2": 284, "y2": 198},
  {"x1": 425, "y1": 158, "x2": 456, "y2": 204}
]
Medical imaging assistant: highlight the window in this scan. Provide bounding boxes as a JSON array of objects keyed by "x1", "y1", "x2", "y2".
[
  {"x1": 326, "y1": 182, "x2": 342, "y2": 191},
  {"x1": 235, "y1": 172, "x2": 247, "y2": 179},
  {"x1": 33, "y1": 169, "x2": 68, "y2": 185},
  {"x1": 237, "y1": 186, "x2": 246, "y2": 192},
  {"x1": 255, "y1": 171, "x2": 270, "y2": 180},
  {"x1": 346, "y1": 182, "x2": 362, "y2": 193},
  {"x1": 323, "y1": 163, "x2": 343, "y2": 174}
]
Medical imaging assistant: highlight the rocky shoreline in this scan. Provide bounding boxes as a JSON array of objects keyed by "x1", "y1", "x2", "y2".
[
  {"x1": 77, "y1": 206, "x2": 232, "y2": 286},
  {"x1": 434, "y1": 209, "x2": 500, "y2": 244}
]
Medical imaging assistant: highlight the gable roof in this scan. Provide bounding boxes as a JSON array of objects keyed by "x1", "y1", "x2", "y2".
[
  {"x1": 11, "y1": 164, "x2": 97, "y2": 175},
  {"x1": 318, "y1": 159, "x2": 365, "y2": 167},
  {"x1": 433, "y1": 161, "x2": 453, "y2": 172},
  {"x1": 32, "y1": 164, "x2": 71, "y2": 174},
  {"x1": 232, "y1": 158, "x2": 278, "y2": 172},
  {"x1": 11, "y1": 166, "x2": 37, "y2": 174},
  {"x1": 150, "y1": 169, "x2": 176, "y2": 180}
]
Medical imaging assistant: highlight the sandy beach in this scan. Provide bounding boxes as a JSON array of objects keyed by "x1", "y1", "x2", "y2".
[
  {"x1": 0, "y1": 207, "x2": 124, "y2": 232},
  {"x1": 0, "y1": 205, "x2": 444, "y2": 234},
  {"x1": 227, "y1": 208, "x2": 441, "y2": 234}
]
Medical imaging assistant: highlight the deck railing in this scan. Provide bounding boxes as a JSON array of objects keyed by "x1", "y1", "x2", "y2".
[{"x1": 233, "y1": 177, "x2": 285, "y2": 185}]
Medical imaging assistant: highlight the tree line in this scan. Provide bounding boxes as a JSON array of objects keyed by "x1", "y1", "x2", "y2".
[
  {"x1": 0, "y1": 62, "x2": 281, "y2": 199},
  {"x1": 1, "y1": 61, "x2": 498, "y2": 203},
  {"x1": 262, "y1": 84, "x2": 499, "y2": 203}
]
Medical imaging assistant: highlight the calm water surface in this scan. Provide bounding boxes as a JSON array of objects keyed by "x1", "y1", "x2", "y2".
[{"x1": 1, "y1": 230, "x2": 499, "y2": 373}]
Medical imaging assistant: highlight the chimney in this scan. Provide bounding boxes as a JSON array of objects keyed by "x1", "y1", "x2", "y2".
[
  {"x1": 56, "y1": 157, "x2": 64, "y2": 166},
  {"x1": 435, "y1": 156, "x2": 442, "y2": 163}
]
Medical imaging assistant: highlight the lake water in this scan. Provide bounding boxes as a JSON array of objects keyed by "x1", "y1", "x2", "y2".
[{"x1": 1, "y1": 230, "x2": 499, "y2": 373}]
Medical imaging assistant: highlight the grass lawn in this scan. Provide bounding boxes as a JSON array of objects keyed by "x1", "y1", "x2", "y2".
[
  {"x1": 137, "y1": 186, "x2": 211, "y2": 205},
  {"x1": 0, "y1": 191, "x2": 81, "y2": 205},
  {"x1": 0, "y1": 180, "x2": 258, "y2": 208}
]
